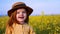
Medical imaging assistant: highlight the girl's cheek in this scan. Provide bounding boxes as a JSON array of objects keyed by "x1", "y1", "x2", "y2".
[
  {"x1": 24, "y1": 14, "x2": 27, "y2": 18},
  {"x1": 16, "y1": 14, "x2": 18, "y2": 19}
]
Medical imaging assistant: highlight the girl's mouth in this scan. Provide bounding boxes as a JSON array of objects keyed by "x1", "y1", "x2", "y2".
[{"x1": 18, "y1": 17, "x2": 24, "y2": 19}]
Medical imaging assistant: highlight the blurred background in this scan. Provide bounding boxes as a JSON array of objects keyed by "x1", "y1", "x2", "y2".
[{"x1": 0, "y1": 0, "x2": 60, "y2": 34}]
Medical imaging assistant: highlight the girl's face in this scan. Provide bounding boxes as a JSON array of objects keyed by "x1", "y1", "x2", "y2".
[{"x1": 16, "y1": 8, "x2": 27, "y2": 23}]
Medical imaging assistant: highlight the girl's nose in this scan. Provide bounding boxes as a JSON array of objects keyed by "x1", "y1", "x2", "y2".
[{"x1": 19, "y1": 12, "x2": 23, "y2": 16}]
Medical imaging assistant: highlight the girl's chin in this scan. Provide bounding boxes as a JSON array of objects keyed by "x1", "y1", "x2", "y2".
[
  {"x1": 17, "y1": 21, "x2": 25, "y2": 24},
  {"x1": 17, "y1": 19, "x2": 25, "y2": 21},
  {"x1": 18, "y1": 20, "x2": 24, "y2": 22}
]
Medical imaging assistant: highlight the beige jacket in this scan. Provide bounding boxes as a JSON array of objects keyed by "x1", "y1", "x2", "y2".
[{"x1": 5, "y1": 23, "x2": 35, "y2": 34}]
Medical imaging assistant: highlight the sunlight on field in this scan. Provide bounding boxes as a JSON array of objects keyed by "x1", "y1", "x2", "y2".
[{"x1": 0, "y1": 15, "x2": 60, "y2": 34}]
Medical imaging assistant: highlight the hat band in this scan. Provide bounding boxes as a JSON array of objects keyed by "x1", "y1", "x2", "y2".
[{"x1": 12, "y1": 4, "x2": 26, "y2": 8}]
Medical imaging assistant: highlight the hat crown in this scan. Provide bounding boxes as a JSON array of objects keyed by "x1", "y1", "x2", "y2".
[{"x1": 12, "y1": 2, "x2": 26, "y2": 8}]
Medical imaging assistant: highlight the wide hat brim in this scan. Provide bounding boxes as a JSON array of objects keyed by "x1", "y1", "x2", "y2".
[{"x1": 8, "y1": 6, "x2": 33, "y2": 17}]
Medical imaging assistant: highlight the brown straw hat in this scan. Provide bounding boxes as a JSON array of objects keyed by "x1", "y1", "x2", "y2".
[{"x1": 8, "y1": 2, "x2": 33, "y2": 17}]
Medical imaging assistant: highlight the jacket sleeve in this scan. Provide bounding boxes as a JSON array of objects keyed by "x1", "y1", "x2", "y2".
[
  {"x1": 5, "y1": 26, "x2": 11, "y2": 34},
  {"x1": 29, "y1": 26, "x2": 36, "y2": 34}
]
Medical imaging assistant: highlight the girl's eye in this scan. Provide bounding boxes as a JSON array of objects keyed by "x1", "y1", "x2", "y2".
[
  {"x1": 17, "y1": 12, "x2": 20, "y2": 14},
  {"x1": 22, "y1": 11, "x2": 26, "y2": 13}
]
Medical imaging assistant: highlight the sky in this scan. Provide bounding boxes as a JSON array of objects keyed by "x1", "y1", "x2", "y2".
[{"x1": 0, "y1": 0, "x2": 60, "y2": 16}]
